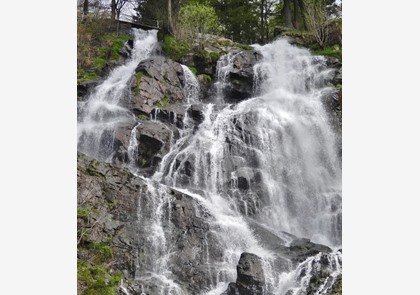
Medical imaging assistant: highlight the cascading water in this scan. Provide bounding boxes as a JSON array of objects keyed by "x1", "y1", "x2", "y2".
[
  {"x1": 78, "y1": 27, "x2": 341, "y2": 294},
  {"x1": 152, "y1": 38, "x2": 341, "y2": 293},
  {"x1": 181, "y1": 65, "x2": 200, "y2": 104},
  {"x1": 77, "y1": 29, "x2": 157, "y2": 161}
]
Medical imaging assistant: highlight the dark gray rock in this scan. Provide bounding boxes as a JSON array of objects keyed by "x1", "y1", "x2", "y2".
[
  {"x1": 222, "y1": 252, "x2": 268, "y2": 295},
  {"x1": 224, "y1": 50, "x2": 261, "y2": 103}
]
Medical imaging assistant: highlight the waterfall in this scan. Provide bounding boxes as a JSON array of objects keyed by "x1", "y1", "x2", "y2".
[
  {"x1": 181, "y1": 65, "x2": 200, "y2": 104},
  {"x1": 77, "y1": 29, "x2": 158, "y2": 161},
  {"x1": 77, "y1": 28, "x2": 341, "y2": 294}
]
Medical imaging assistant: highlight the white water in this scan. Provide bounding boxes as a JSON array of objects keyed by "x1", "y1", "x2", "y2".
[
  {"x1": 78, "y1": 29, "x2": 158, "y2": 161},
  {"x1": 153, "y1": 38, "x2": 341, "y2": 293},
  {"x1": 181, "y1": 65, "x2": 200, "y2": 104},
  {"x1": 77, "y1": 28, "x2": 341, "y2": 294}
]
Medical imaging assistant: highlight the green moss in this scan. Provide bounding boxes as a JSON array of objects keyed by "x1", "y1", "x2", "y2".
[
  {"x1": 162, "y1": 35, "x2": 191, "y2": 61},
  {"x1": 135, "y1": 72, "x2": 143, "y2": 96},
  {"x1": 141, "y1": 158, "x2": 147, "y2": 168},
  {"x1": 78, "y1": 261, "x2": 121, "y2": 295},
  {"x1": 77, "y1": 208, "x2": 91, "y2": 218},
  {"x1": 154, "y1": 96, "x2": 169, "y2": 109},
  {"x1": 86, "y1": 242, "x2": 113, "y2": 260},
  {"x1": 138, "y1": 114, "x2": 149, "y2": 121},
  {"x1": 202, "y1": 74, "x2": 212, "y2": 82},
  {"x1": 188, "y1": 66, "x2": 197, "y2": 75}
]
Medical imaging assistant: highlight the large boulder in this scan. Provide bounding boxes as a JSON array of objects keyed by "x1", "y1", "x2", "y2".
[
  {"x1": 223, "y1": 50, "x2": 262, "y2": 103},
  {"x1": 222, "y1": 253, "x2": 268, "y2": 295},
  {"x1": 129, "y1": 56, "x2": 186, "y2": 116}
]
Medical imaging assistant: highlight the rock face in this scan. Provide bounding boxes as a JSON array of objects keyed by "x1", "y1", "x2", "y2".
[
  {"x1": 222, "y1": 253, "x2": 266, "y2": 295},
  {"x1": 129, "y1": 56, "x2": 186, "y2": 116},
  {"x1": 112, "y1": 120, "x2": 179, "y2": 175},
  {"x1": 78, "y1": 33, "x2": 342, "y2": 295},
  {"x1": 223, "y1": 50, "x2": 261, "y2": 103},
  {"x1": 77, "y1": 153, "x2": 220, "y2": 295}
]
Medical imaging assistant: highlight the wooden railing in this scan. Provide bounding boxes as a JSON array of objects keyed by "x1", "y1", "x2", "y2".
[{"x1": 118, "y1": 12, "x2": 161, "y2": 29}]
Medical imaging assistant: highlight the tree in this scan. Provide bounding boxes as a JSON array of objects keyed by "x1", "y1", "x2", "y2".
[
  {"x1": 110, "y1": 0, "x2": 129, "y2": 20},
  {"x1": 305, "y1": 0, "x2": 331, "y2": 48},
  {"x1": 178, "y1": 3, "x2": 220, "y2": 47},
  {"x1": 83, "y1": 0, "x2": 89, "y2": 15},
  {"x1": 283, "y1": 0, "x2": 292, "y2": 28}
]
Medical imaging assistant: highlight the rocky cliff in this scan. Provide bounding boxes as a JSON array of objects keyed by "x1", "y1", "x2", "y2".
[{"x1": 77, "y1": 30, "x2": 342, "y2": 295}]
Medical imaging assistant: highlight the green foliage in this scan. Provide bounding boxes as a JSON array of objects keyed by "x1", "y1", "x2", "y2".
[
  {"x1": 86, "y1": 242, "x2": 113, "y2": 261},
  {"x1": 77, "y1": 69, "x2": 97, "y2": 83},
  {"x1": 178, "y1": 3, "x2": 220, "y2": 46},
  {"x1": 77, "y1": 13, "x2": 131, "y2": 84},
  {"x1": 93, "y1": 57, "x2": 107, "y2": 70},
  {"x1": 313, "y1": 45, "x2": 342, "y2": 60},
  {"x1": 77, "y1": 260, "x2": 121, "y2": 295},
  {"x1": 201, "y1": 74, "x2": 212, "y2": 82},
  {"x1": 208, "y1": 51, "x2": 221, "y2": 62},
  {"x1": 162, "y1": 35, "x2": 191, "y2": 61},
  {"x1": 188, "y1": 66, "x2": 197, "y2": 75}
]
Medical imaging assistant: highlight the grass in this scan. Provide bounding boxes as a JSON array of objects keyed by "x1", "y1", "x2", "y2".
[
  {"x1": 313, "y1": 45, "x2": 342, "y2": 61},
  {"x1": 77, "y1": 69, "x2": 98, "y2": 84}
]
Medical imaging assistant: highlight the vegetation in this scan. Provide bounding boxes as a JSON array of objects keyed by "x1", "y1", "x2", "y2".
[
  {"x1": 162, "y1": 35, "x2": 191, "y2": 61},
  {"x1": 155, "y1": 96, "x2": 169, "y2": 109},
  {"x1": 178, "y1": 3, "x2": 220, "y2": 48},
  {"x1": 313, "y1": 45, "x2": 342, "y2": 60},
  {"x1": 78, "y1": 260, "x2": 122, "y2": 295},
  {"x1": 77, "y1": 13, "x2": 131, "y2": 84},
  {"x1": 135, "y1": 72, "x2": 143, "y2": 96},
  {"x1": 188, "y1": 66, "x2": 197, "y2": 75}
]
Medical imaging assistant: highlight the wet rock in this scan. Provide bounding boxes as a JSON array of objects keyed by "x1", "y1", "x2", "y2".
[
  {"x1": 77, "y1": 78, "x2": 101, "y2": 100},
  {"x1": 77, "y1": 154, "x2": 218, "y2": 295},
  {"x1": 129, "y1": 56, "x2": 186, "y2": 116},
  {"x1": 135, "y1": 121, "x2": 179, "y2": 169},
  {"x1": 150, "y1": 103, "x2": 186, "y2": 129},
  {"x1": 222, "y1": 252, "x2": 268, "y2": 295},
  {"x1": 224, "y1": 50, "x2": 261, "y2": 103},
  {"x1": 187, "y1": 104, "x2": 206, "y2": 126},
  {"x1": 285, "y1": 238, "x2": 333, "y2": 263},
  {"x1": 111, "y1": 120, "x2": 179, "y2": 174}
]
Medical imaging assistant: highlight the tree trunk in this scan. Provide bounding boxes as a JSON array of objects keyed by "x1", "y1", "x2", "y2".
[
  {"x1": 260, "y1": 0, "x2": 265, "y2": 42},
  {"x1": 83, "y1": 0, "x2": 89, "y2": 15},
  {"x1": 168, "y1": 0, "x2": 174, "y2": 34},
  {"x1": 298, "y1": 0, "x2": 307, "y2": 30},
  {"x1": 293, "y1": 0, "x2": 299, "y2": 29},
  {"x1": 284, "y1": 0, "x2": 292, "y2": 28},
  {"x1": 111, "y1": 0, "x2": 116, "y2": 20}
]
